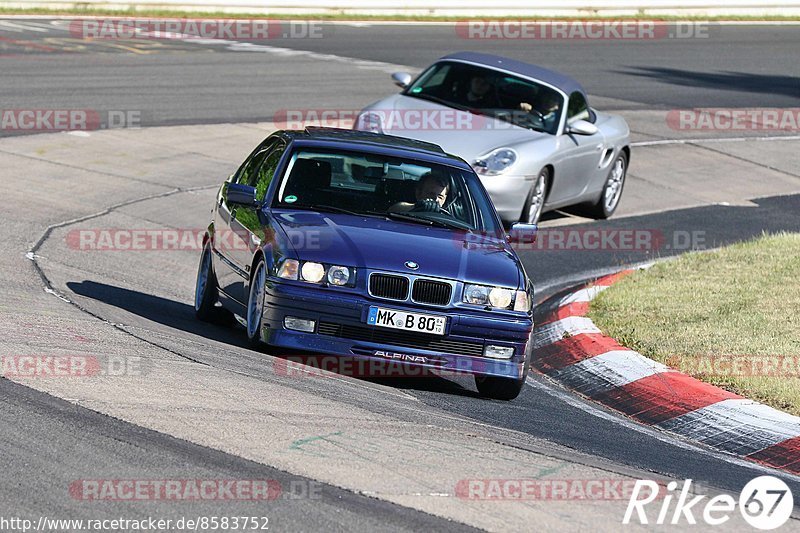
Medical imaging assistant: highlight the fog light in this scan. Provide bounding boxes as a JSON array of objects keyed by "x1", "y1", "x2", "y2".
[
  {"x1": 284, "y1": 316, "x2": 316, "y2": 333},
  {"x1": 484, "y1": 345, "x2": 514, "y2": 359}
]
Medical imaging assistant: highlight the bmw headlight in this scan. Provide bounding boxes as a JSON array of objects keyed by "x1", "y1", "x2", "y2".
[
  {"x1": 355, "y1": 111, "x2": 384, "y2": 134},
  {"x1": 327, "y1": 265, "x2": 350, "y2": 286},
  {"x1": 488, "y1": 287, "x2": 513, "y2": 308},
  {"x1": 300, "y1": 262, "x2": 326, "y2": 283},
  {"x1": 474, "y1": 148, "x2": 517, "y2": 176},
  {"x1": 464, "y1": 284, "x2": 530, "y2": 312},
  {"x1": 277, "y1": 259, "x2": 299, "y2": 280},
  {"x1": 278, "y1": 259, "x2": 354, "y2": 287}
]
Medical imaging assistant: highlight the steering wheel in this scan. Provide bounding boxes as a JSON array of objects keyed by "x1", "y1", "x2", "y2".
[{"x1": 411, "y1": 199, "x2": 452, "y2": 216}]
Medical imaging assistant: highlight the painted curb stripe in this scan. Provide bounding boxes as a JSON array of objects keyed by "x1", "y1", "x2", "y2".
[
  {"x1": 748, "y1": 436, "x2": 800, "y2": 474},
  {"x1": 532, "y1": 316, "x2": 600, "y2": 350},
  {"x1": 657, "y1": 399, "x2": 800, "y2": 456},
  {"x1": 533, "y1": 333, "x2": 631, "y2": 373},
  {"x1": 591, "y1": 371, "x2": 741, "y2": 425},
  {"x1": 532, "y1": 268, "x2": 800, "y2": 471},
  {"x1": 593, "y1": 270, "x2": 634, "y2": 287},
  {"x1": 550, "y1": 350, "x2": 670, "y2": 396},
  {"x1": 559, "y1": 285, "x2": 610, "y2": 305}
]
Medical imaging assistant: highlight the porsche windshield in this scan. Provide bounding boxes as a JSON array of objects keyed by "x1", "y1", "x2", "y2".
[
  {"x1": 405, "y1": 61, "x2": 564, "y2": 134},
  {"x1": 272, "y1": 148, "x2": 502, "y2": 234}
]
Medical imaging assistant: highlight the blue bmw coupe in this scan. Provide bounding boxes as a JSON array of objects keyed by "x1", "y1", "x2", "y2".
[{"x1": 195, "y1": 127, "x2": 536, "y2": 400}]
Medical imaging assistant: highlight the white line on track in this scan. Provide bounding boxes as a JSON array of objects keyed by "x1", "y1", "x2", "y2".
[
  {"x1": 0, "y1": 20, "x2": 52, "y2": 32},
  {"x1": 632, "y1": 135, "x2": 800, "y2": 147}
]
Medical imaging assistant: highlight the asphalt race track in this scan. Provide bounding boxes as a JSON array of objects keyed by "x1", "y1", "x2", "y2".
[{"x1": 1, "y1": 18, "x2": 800, "y2": 531}]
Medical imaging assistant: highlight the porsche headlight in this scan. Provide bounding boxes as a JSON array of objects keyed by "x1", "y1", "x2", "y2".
[
  {"x1": 473, "y1": 148, "x2": 517, "y2": 176},
  {"x1": 327, "y1": 265, "x2": 350, "y2": 286},
  {"x1": 300, "y1": 261, "x2": 326, "y2": 283},
  {"x1": 464, "y1": 284, "x2": 529, "y2": 312},
  {"x1": 355, "y1": 111, "x2": 384, "y2": 134}
]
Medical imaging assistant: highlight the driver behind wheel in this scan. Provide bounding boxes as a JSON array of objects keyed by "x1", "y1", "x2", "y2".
[
  {"x1": 389, "y1": 172, "x2": 449, "y2": 213},
  {"x1": 520, "y1": 92, "x2": 561, "y2": 131}
]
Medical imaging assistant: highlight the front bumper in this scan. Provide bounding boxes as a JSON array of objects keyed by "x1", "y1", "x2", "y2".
[
  {"x1": 478, "y1": 174, "x2": 536, "y2": 223},
  {"x1": 260, "y1": 281, "x2": 534, "y2": 380}
]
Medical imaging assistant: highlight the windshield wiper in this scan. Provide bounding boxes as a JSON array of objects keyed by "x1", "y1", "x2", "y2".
[
  {"x1": 407, "y1": 92, "x2": 470, "y2": 113},
  {"x1": 382, "y1": 211, "x2": 472, "y2": 231},
  {"x1": 305, "y1": 205, "x2": 382, "y2": 218}
]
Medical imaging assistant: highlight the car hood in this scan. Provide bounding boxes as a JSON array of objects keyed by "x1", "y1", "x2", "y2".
[
  {"x1": 273, "y1": 210, "x2": 523, "y2": 288},
  {"x1": 364, "y1": 94, "x2": 546, "y2": 160}
]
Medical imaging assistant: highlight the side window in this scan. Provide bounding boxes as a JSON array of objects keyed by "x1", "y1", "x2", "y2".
[
  {"x1": 251, "y1": 143, "x2": 286, "y2": 201},
  {"x1": 236, "y1": 148, "x2": 270, "y2": 186},
  {"x1": 567, "y1": 91, "x2": 591, "y2": 123}
]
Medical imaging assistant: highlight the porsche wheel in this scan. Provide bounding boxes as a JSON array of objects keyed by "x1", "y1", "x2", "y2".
[
  {"x1": 589, "y1": 151, "x2": 627, "y2": 219},
  {"x1": 520, "y1": 168, "x2": 549, "y2": 224}
]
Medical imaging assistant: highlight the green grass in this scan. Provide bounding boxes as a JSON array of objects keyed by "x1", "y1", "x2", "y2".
[
  {"x1": 588, "y1": 232, "x2": 800, "y2": 416},
  {"x1": 1, "y1": 7, "x2": 799, "y2": 21}
]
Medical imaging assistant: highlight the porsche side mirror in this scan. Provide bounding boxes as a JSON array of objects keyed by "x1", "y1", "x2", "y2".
[
  {"x1": 507, "y1": 223, "x2": 537, "y2": 245},
  {"x1": 391, "y1": 72, "x2": 412, "y2": 89},
  {"x1": 566, "y1": 120, "x2": 599, "y2": 136}
]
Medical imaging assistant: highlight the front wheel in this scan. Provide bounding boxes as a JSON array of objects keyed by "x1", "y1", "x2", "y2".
[
  {"x1": 194, "y1": 242, "x2": 218, "y2": 321},
  {"x1": 246, "y1": 258, "x2": 267, "y2": 348},
  {"x1": 474, "y1": 374, "x2": 525, "y2": 401},
  {"x1": 588, "y1": 151, "x2": 627, "y2": 219},
  {"x1": 520, "y1": 168, "x2": 549, "y2": 224}
]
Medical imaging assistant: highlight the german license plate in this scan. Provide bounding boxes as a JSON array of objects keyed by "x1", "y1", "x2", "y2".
[{"x1": 367, "y1": 306, "x2": 446, "y2": 335}]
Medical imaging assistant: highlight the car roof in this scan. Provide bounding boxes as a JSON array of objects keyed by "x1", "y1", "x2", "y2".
[
  {"x1": 275, "y1": 127, "x2": 473, "y2": 170},
  {"x1": 440, "y1": 51, "x2": 586, "y2": 96}
]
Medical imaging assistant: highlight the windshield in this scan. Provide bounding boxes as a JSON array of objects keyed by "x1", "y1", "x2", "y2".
[
  {"x1": 405, "y1": 61, "x2": 565, "y2": 134},
  {"x1": 272, "y1": 148, "x2": 502, "y2": 234}
]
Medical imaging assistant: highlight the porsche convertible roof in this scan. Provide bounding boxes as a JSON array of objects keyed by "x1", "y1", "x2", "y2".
[{"x1": 441, "y1": 52, "x2": 586, "y2": 96}]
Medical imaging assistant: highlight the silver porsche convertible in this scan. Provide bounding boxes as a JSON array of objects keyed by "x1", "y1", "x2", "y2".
[{"x1": 354, "y1": 52, "x2": 630, "y2": 224}]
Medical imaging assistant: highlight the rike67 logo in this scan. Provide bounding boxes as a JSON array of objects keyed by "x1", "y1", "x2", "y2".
[{"x1": 624, "y1": 476, "x2": 793, "y2": 530}]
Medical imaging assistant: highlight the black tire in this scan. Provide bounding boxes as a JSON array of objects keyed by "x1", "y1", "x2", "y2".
[
  {"x1": 474, "y1": 374, "x2": 525, "y2": 401},
  {"x1": 588, "y1": 151, "x2": 628, "y2": 219},
  {"x1": 520, "y1": 167, "x2": 549, "y2": 224},
  {"x1": 245, "y1": 257, "x2": 267, "y2": 349},
  {"x1": 194, "y1": 242, "x2": 218, "y2": 322}
]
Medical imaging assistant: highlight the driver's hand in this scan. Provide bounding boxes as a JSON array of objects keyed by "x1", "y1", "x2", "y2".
[
  {"x1": 412, "y1": 199, "x2": 440, "y2": 212},
  {"x1": 519, "y1": 102, "x2": 532, "y2": 112}
]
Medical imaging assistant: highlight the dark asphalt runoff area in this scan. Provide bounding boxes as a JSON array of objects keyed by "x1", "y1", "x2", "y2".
[
  {"x1": 2, "y1": 17, "x2": 800, "y2": 530},
  {"x1": 0, "y1": 21, "x2": 798, "y2": 131}
]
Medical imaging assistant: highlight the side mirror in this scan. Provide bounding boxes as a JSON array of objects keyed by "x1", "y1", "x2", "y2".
[
  {"x1": 391, "y1": 72, "x2": 412, "y2": 89},
  {"x1": 225, "y1": 182, "x2": 259, "y2": 207},
  {"x1": 566, "y1": 119, "x2": 599, "y2": 136},
  {"x1": 507, "y1": 223, "x2": 537, "y2": 245}
]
